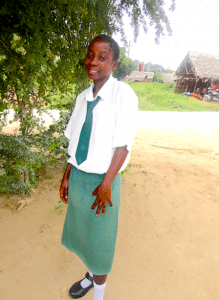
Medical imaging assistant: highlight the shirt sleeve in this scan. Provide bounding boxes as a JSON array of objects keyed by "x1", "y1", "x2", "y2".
[
  {"x1": 64, "y1": 94, "x2": 81, "y2": 140},
  {"x1": 112, "y1": 85, "x2": 138, "y2": 152},
  {"x1": 64, "y1": 113, "x2": 73, "y2": 140}
]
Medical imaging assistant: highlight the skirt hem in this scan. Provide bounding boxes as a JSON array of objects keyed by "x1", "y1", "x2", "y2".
[{"x1": 61, "y1": 240, "x2": 113, "y2": 275}]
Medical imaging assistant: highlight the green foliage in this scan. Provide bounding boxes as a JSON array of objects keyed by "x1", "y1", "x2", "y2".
[
  {"x1": 0, "y1": 134, "x2": 47, "y2": 194},
  {"x1": 113, "y1": 47, "x2": 136, "y2": 80},
  {"x1": 0, "y1": 0, "x2": 175, "y2": 117},
  {"x1": 0, "y1": 0, "x2": 175, "y2": 195},
  {"x1": 121, "y1": 163, "x2": 132, "y2": 176},
  {"x1": 43, "y1": 110, "x2": 71, "y2": 162},
  {"x1": 0, "y1": 0, "x2": 175, "y2": 108},
  {"x1": 152, "y1": 72, "x2": 163, "y2": 83},
  {"x1": 0, "y1": 102, "x2": 7, "y2": 112},
  {"x1": 165, "y1": 82, "x2": 175, "y2": 89},
  {"x1": 129, "y1": 82, "x2": 219, "y2": 112},
  {"x1": 54, "y1": 199, "x2": 64, "y2": 212},
  {"x1": 0, "y1": 110, "x2": 70, "y2": 195},
  {"x1": 45, "y1": 84, "x2": 76, "y2": 110},
  {"x1": 144, "y1": 62, "x2": 174, "y2": 73}
]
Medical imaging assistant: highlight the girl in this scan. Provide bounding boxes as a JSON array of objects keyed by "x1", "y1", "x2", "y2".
[{"x1": 60, "y1": 34, "x2": 138, "y2": 300}]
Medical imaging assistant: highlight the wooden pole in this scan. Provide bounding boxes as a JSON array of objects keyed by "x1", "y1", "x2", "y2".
[
  {"x1": 193, "y1": 78, "x2": 198, "y2": 93},
  {"x1": 185, "y1": 79, "x2": 189, "y2": 92}
]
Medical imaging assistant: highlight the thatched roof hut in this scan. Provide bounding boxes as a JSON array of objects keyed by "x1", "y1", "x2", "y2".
[
  {"x1": 122, "y1": 71, "x2": 176, "y2": 83},
  {"x1": 161, "y1": 73, "x2": 177, "y2": 83},
  {"x1": 175, "y1": 52, "x2": 219, "y2": 93},
  {"x1": 121, "y1": 71, "x2": 154, "y2": 82}
]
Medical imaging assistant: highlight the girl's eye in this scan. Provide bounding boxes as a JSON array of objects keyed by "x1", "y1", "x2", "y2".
[{"x1": 99, "y1": 56, "x2": 106, "y2": 61}]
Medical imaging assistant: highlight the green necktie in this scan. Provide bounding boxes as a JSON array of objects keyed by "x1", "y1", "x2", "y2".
[{"x1": 75, "y1": 96, "x2": 101, "y2": 165}]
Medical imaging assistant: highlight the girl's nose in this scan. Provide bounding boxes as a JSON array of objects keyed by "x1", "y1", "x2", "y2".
[{"x1": 90, "y1": 56, "x2": 98, "y2": 65}]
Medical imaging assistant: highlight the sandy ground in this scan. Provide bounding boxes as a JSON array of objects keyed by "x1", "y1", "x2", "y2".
[{"x1": 1, "y1": 112, "x2": 219, "y2": 300}]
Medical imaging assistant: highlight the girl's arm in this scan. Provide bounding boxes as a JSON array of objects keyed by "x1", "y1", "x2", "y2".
[
  {"x1": 60, "y1": 162, "x2": 72, "y2": 204},
  {"x1": 91, "y1": 146, "x2": 128, "y2": 216}
]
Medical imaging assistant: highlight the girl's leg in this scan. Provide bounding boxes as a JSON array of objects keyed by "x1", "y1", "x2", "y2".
[
  {"x1": 93, "y1": 274, "x2": 107, "y2": 284},
  {"x1": 93, "y1": 274, "x2": 107, "y2": 300}
]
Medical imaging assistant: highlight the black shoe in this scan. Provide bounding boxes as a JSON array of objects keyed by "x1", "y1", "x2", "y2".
[{"x1": 69, "y1": 272, "x2": 94, "y2": 299}]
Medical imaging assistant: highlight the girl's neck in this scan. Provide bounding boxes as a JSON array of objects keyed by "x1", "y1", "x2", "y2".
[
  {"x1": 93, "y1": 86, "x2": 99, "y2": 98},
  {"x1": 93, "y1": 76, "x2": 110, "y2": 98}
]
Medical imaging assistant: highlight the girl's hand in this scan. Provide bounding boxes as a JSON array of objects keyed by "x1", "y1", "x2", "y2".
[
  {"x1": 60, "y1": 177, "x2": 69, "y2": 204},
  {"x1": 91, "y1": 183, "x2": 113, "y2": 216},
  {"x1": 60, "y1": 163, "x2": 72, "y2": 204}
]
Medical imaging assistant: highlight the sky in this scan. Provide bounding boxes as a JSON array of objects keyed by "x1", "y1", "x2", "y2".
[{"x1": 113, "y1": 0, "x2": 219, "y2": 71}]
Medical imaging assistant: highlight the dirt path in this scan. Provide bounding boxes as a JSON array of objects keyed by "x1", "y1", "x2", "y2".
[{"x1": 1, "y1": 126, "x2": 219, "y2": 300}]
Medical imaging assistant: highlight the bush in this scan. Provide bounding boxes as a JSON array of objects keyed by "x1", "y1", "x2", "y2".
[
  {"x1": 0, "y1": 110, "x2": 71, "y2": 196},
  {"x1": 152, "y1": 72, "x2": 163, "y2": 83},
  {"x1": 0, "y1": 134, "x2": 46, "y2": 194}
]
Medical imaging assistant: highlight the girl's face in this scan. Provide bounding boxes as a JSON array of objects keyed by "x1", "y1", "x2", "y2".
[{"x1": 85, "y1": 38, "x2": 118, "y2": 87}]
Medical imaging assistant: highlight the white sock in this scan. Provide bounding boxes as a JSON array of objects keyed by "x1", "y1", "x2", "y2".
[
  {"x1": 80, "y1": 272, "x2": 93, "y2": 288},
  {"x1": 93, "y1": 281, "x2": 106, "y2": 300}
]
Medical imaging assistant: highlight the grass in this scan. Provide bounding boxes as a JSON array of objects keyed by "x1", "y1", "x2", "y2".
[{"x1": 128, "y1": 82, "x2": 219, "y2": 112}]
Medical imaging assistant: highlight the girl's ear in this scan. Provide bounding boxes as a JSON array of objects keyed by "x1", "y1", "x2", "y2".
[{"x1": 112, "y1": 60, "x2": 118, "y2": 70}]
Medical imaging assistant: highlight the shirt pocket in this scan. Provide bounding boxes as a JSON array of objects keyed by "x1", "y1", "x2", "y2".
[{"x1": 92, "y1": 102, "x2": 115, "y2": 142}]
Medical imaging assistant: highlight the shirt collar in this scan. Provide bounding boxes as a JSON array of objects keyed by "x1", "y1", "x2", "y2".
[{"x1": 85, "y1": 75, "x2": 116, "y2": 102}]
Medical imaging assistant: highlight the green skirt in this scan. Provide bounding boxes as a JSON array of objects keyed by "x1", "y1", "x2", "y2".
[{"x1": 61, "y1": 165, "x2": 121, "y2": 275}]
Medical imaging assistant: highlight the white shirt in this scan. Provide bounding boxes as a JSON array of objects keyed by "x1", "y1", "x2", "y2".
[{"x1": 65, "y1": 75, "x2": 138, "y2": 174}]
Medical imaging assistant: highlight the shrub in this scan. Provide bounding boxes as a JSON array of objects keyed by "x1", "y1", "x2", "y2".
[
  {"x1": 0, "y1": 110, "x2": 70, "y2": 196},
  {"x1": 152, "y1": 72, "x2": 163, "y2": 83}
]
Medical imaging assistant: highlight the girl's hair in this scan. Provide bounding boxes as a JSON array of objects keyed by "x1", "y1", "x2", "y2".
[{"x1": 92, "y1": 34, "x2": 120, "y2": 61}]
